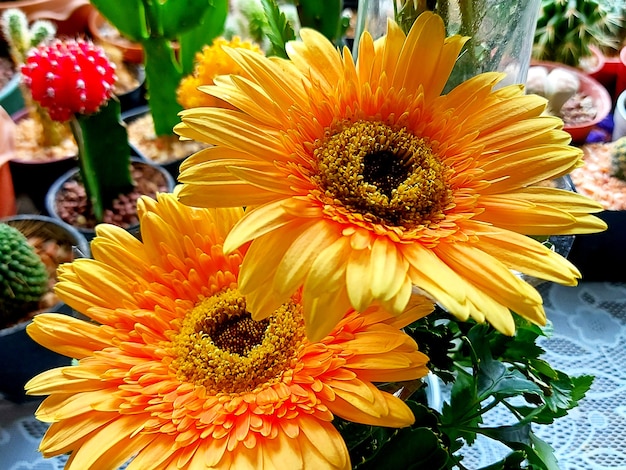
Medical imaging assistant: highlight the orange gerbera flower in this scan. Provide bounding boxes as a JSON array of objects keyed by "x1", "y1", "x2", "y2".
[
  {"x1": 175, "y1": 12, "x2": 606, "y2": 341},
  {"x1": 25, "y1": 193, "x2": 432, "y2": 470}
]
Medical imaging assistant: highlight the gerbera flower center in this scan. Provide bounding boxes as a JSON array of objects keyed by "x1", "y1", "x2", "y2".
[
  {"x1": 313, "y1": 120, "x2": 453, "y2": 227},
  {"x1": 171, "y1": 289, "x2": 305, "y2": 394}
]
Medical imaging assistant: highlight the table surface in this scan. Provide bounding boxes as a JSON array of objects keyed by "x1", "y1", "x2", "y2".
[{"x1": 2, "y1": 281, "x2": 626, "y2": 470}]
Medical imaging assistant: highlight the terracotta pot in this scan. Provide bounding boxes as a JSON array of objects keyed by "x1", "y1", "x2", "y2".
[
  {"x1": 87, "y1": 8, "x2": 143, "y2": 64},
  {"x1": 530, "y1": 61, "x2": 613, "y2": 145},
  {"x1": 0, "y1": 106, "x2": 16, "y2": 217},
  {"x1": 0, "y1": 0, "x2": 91, "y2": 39},
  {"x1": 44, "y1": 157, "x2": 175, "y2": 240},
  {"x1": 0, "y1": 214, "x2": 90, "y2": 403},
  {"x1": 0, "y1": 160, "x2": 15, "y2": 217}
]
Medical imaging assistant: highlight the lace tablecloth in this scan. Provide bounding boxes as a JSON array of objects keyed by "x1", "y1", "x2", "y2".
[{"x1": 2, "y1": 281, "x2": 626, "y2": 470}]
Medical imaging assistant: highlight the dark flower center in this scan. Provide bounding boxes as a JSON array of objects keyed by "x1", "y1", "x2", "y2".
[
  {"x1": 314, "y1": 120, "x2": 453, "y2": 227},
  {"x1": 362, "y1": 150, "x2": 412, "y2": 198},
  {"x1": 210, "y1": 315, "x2": 270, "y2": 356},
  {"x1": 171, "y1": 289, "x2": 304, "y2": 393}
]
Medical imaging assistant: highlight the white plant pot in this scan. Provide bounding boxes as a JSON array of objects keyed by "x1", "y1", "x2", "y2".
[{"x1": 613, "y1": 89, "x2": 626, "y2": 141}]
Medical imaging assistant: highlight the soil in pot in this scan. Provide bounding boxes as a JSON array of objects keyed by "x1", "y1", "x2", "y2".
[
  {"x1": 560, "y1": 93, "x2": 598, "y2": 127},
  {"x1": 125, "y1": 111, "x2": 209, "y2": 180},
  {"x1": 48, "y1": 160, "x2": 174, "y2": 232},
  {"x1": 570, "y1": 141, "x2": 626, "y2": 210}
]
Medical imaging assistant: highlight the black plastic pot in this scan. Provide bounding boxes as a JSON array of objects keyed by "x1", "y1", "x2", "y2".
[
  {"x1": 44, "y1": 157, "x2": 175, "y2": 241},
  {"x1": 121, "y1": 105, "x2": 186, "y2": 182},
  {"x1": 9, "y1": 109, "x2": 78, "y2": 214},
  {"x1": 0, "y1": 214, "x2": 90, "y2": 403},
  {"x1": 117, "y1": 63, "x2": 146, "y2": 113},
  {"x1": 567, "y1": 210, "x2": 626, "y2": 282}
]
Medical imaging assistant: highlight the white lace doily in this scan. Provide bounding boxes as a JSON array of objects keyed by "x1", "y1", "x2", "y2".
[
  {"x1": 462, "y1": 282, "x2": 626, "y2": 470},
  {"x1": 2, "y1": 281, "x2": 626, "y2": 470}
]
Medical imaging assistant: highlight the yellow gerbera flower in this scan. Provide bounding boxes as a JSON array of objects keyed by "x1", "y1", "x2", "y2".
[
  {"x1": 174, "y1": 12, "x2": 606, "y2": 341},
  {"x1": 177, "y1": 36, "x2": 264, "y2": 110},
  {"x1": 25, "y1": 193, "x2": 432, "y2": 470}
]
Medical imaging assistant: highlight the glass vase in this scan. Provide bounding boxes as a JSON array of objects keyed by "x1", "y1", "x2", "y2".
[{"x1": 353, "y1": 0, "x2": 541, "y2": 90}]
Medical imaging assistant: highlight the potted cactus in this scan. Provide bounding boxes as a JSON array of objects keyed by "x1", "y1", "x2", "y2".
[
  {"x1": 1, "y1": 8, "x2": 78, "y2": 212},
  {"x1": 526, "y1": 62, "x2": 613, "y2": 144},
  {"x1": 88, "y1": 0, "x2": 228, "y2": 171},
  {"x1": 20, "y1": 38, "x2": 174, "y2": 238},
  {"x1": 0, "y1": 0, "x2": 90, "y2": 39},
  {"x1": 533, "y1": 0, "x2": 622, "y2": 69},
  {"x1": 0, "y1": 215, "x2": 89, "y2": 402}
]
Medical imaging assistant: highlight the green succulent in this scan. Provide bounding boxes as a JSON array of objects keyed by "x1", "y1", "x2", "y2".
[
  {"x1": 533, "y1": 0, "x2": 623, "y2": 67},
  {"x1": 611, "y1": 136, "x2": 626, "y2": 180},
  {"x1": 0, "y1": 223, "x2": 48, "y2": 327}
]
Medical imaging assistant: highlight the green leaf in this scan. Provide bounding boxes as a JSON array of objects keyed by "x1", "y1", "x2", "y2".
[
  {"x1": 260, "y1": 0, "x2": 296, "y2": 58},
  {"x1": 477, "y1": 356, "x2": 542, "y2": 400},
  {"x1": 506, "y1": 432, "x2": 560, "y2": 470},
  {"x1": 529, "y1": 432, "x2": 560, "y2": 470},
  {"x1": 478, "y1": 422, "x2": 532, "y2": 447},
  {"x1": 540, "y1": 373, "x2": 593, "y2": 421},
  {"x1": 441, "y1": 368, "x2": 482, "y2": 445},
  {"x1": 479, "y1": 451, "x2": 527, "y2": 470},
  {"x1": 356, "y1": 427, "x2": 449, "y2": 470}
]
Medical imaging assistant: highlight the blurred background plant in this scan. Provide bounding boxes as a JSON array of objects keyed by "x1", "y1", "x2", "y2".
[
  {"x1": 0, "y1": 8, "x2": 69, "y2": 148},
  {"x1": 176, "y1": 36, "x2": 265, "y2": 110},
  {"x1": 533, "y1": 0, "x2": 624, "y2": 67},
  {"x1": 220, "y1": 0, "x2": 352, "y2": 58},
  {"x1": 88, "y1": 0, "x2": 229, "y2": 140}
]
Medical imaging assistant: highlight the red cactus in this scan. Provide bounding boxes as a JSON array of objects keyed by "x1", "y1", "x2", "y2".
[{"x1": 22, "y1": 38, "x2": 117, "y2": 122}]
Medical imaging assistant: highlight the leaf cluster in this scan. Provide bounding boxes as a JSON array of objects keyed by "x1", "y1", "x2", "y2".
[{"x1": 335, "y1": 307, "x2": 593, "y2": 469}]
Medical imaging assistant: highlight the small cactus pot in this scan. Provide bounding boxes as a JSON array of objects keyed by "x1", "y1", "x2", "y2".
[
  {"x1": 529, "y1": 61, "x2": 613, "y2": 145},
  {"x1": 0, "y1": 214, "x2": 90, "y2": 403},
  {"x1": 44, "y1": 157, "x2": 175, "y2": 241},
  {"x1": 614, "y1": 89, "x2": 626, "y2": 141}
]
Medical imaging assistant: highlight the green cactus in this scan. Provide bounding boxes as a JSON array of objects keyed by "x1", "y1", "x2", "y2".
[
  {"x1": 88, "y1": 0, "x2": 229, "y2": 138},
  {"x1": 0, "y1": 223, "x2": 48, "y2": 327},
  {"x1": 611, "y1": 136, "x2": 626, "y2": 181},
  {"x1": 533, "y1": 0, "x2": 623, "y2": 67},
  {"x1": 0, "y1": 8, "x2": 68, "y2": 148}
]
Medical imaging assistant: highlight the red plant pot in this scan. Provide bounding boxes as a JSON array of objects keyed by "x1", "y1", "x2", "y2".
[{"x1": 531, "y1": 61, "x2": 612, "y2": 145}]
